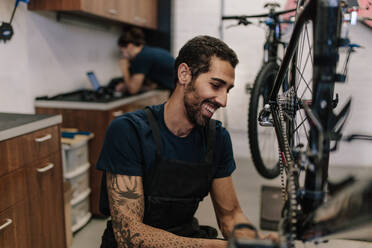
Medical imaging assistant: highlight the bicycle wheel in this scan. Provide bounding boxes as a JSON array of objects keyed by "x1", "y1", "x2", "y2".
[
  {"x1": 248, "y1": 62, "x2": 281, "y2": 179},
  {"x1": 274, "y1": 0, "x2": 343, "y2": 215}
]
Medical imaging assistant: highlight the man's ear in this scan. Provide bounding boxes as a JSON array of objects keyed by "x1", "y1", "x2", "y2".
[{"x1": 177, "y1": 63, "x2": 191, "y2": 86}]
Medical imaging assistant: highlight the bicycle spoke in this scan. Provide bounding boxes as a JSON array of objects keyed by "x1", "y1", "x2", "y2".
[
  {"x1": 294, "y1": 117, "x2": 301, "y2": 145},
  {"x1": 292, "y1": 115, "x2": 309, "y2": 135},
  {"x1": 295, "y1": 44, "x2": 313, "y2": 91},
  {"x1": 305, "y1": 25, "x2": 313, "y2": 65},
  {"x1": 300, "y1": 79, "x2": 313, "y2": 99},
  {"x1": 297, "y1": 28, "x2": 307, "y2": 83},
  {"x1": 295, "y1": 65, "x2": 313, "y2": 94},
  {"x1": 298, "y1": 110, "x2": 309, "y2": 141}
]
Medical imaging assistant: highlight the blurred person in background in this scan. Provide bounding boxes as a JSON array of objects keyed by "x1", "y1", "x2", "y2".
[{"x1": 115, "y1": 27, "x2": 175, "y2": 95}]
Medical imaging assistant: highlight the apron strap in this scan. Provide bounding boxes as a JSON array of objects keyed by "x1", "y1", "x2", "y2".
[
  {"x1": 144, "y1": 107, "x2": 163, "y2": 155},
  {"x1": 204, "y1": 119, "x2": 216, "y2": 164}
]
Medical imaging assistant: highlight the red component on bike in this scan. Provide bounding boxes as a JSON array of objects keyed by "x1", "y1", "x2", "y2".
[{"x1": 281, "y1": 152, "x2": 288, "y2": 167}]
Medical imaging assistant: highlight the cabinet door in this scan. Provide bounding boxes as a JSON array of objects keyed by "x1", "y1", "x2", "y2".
[
  {"x1": 27, "y1": 154, "x2": 66, "y2": 248},
  {"x1": 0, "y1": 169, "x2": 27, "y2": 214},
  {"x1": 94, "y1": 0, "x2": 132, "y2": 22},
  {"x1": 81, "y1": 0, "x2": 104, "y2": 16},
  {"x1": 0, "y1": 134, "x2": 32, "y2": 178},
  {"x1": 133, "y1": 0, "x2": 158, "y2": 29},
  {"x1": 116, "y1": 0, "x2": 135, "y2": 23},
  {"x1": 0, "y1": 200, "x2": 31, "y2": 248},
  {"x1": 29, "y1": 125, "x2": 60, "y2": 161}
]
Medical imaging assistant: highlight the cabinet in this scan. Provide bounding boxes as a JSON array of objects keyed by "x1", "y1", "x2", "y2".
[
  {"x1": 0, "y1": 124, "x2": 66, "y2": 248},
  {"x1": 28, "y1": 0, "x2": 158, "y2": 29},
  {"x1": 35, "y1": 90, "x2": 169, "y2": 216}
]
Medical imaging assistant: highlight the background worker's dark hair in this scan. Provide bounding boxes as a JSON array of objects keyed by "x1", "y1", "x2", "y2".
[
  {"x1": 174, "y1": 35, "x2": 239, "y2": 85},
  {"x1": 118, "y1": 27, "x2": 146, "y2": 47}
]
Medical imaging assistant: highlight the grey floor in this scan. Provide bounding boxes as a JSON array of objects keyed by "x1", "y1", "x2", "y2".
[{"x1": 71, "y1": 129, "x2": 372, "y2": 248}]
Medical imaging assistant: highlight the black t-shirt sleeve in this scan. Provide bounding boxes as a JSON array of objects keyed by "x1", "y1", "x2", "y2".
[
  {"x1": 130, "y1": 51, "x2": 152, "y2": 75},
  {"x1": 96, "y1": 117, "x2": 143, "y2": 176},
  {"x1": 214, "y1": 128, "x2": 236, "y2": 178}
]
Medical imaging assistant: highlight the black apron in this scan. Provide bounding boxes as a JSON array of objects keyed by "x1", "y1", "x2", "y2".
[{"x1": 101, "y1": 108, "x2": 217, "y2": 247}]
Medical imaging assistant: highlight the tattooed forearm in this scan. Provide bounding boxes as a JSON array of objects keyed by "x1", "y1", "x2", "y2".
[{"x1": 107, "y1": 173, "x2": 226, "y2": 248}]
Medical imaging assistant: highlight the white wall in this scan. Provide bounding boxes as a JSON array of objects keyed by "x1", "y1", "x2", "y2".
[
  {"x1": 1, "y1": 0, "x2": 372, "y2": 166},
  {"x1": 172, "y1": 0, "x2": 372, "y2": 167},
  {"x1": 0, "y1": 0, "x2": 122, "y2": 114},
  {"x1": 173, "y1": 0, "x2": 286, "y2": 130}
]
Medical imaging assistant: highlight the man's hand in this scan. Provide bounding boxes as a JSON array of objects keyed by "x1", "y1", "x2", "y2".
[
  {"x1": 119, "y1": 58, "x2": 130, "y2": 69},
  {"x1": 120, "y1": 47, "x2": 130, "y2": 59},
  {"x1": 258, "y1": 231, "x2": 280, "y2": 243},
  {"x1": 115, "y1": 82, "x2": 127, "y2": 92},
  {"x1": 232, "y1": 225, "x2": 279, "y2": 243},
  {"x1": 210, "y1": 177, "x2": 280, "y2": 244}
]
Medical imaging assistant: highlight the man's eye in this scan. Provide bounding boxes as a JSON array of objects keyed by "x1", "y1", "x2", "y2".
[{"x1": 211, "y1": 83, "x2": 220, "y2": 89}]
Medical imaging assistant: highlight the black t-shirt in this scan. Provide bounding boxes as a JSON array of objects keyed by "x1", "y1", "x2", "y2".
[
  {"x1": 130, "y1": 46, "x2": 175, "y2": 91},
  {"x1": 96, "y1": 104, "x2": 236, "y2": 215}
]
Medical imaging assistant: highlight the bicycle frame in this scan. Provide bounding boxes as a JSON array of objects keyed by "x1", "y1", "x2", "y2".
[{"x1": 263, "y1": 10, "x2": 284, "y2": 63}]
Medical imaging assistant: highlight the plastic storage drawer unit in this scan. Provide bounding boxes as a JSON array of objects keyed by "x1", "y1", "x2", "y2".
[
  {"x1": 62, "y1": 142, "x2": 89, "y2": 174},
  {"x1": 64, "y1": 163, "x2": 90, "y2": 199},
  {"x1": 71, "y1": 188, "x2": 92, "y2": 232}
]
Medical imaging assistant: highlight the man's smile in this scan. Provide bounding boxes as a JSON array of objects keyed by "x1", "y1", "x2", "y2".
[{"x1": 202, "y1": 102, "x2": 218, "y2": 118}]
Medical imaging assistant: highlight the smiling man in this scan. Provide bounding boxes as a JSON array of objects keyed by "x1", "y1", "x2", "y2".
[{"x1": 97, "y1": 35, "x2": 277, "y2": 248}]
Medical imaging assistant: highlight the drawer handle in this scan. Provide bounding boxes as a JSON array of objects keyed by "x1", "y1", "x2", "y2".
[
  {"x1": 37, "y1": 163, "x2": 54, "y2": 173},
  {"x1": 0, "y1": 219, "x2": 12, "y2": 231},
  {"x1": 35, "y1": 134, "x2": 52, "y2": 143},
  {"x1": 112, "y1": 110, "x2": 124, "y2": 117},
  {"x1": 134, "y1": 16, "x2": 147, "y2": 23},
  {"x1": 108, "y1": 8, "x2": 118, "y2": 15}
]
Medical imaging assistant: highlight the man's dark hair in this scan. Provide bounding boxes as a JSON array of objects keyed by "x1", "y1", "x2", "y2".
[
  {"x1": 174, "y1": 35, "x2": 239, "y2": 84},
  {"x1": 118, "y1": 27, "x2": 146, "y2": 47}
]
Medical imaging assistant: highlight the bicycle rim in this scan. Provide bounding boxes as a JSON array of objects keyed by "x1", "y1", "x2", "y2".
[{"x1": 248, "y1": 62, "x2": 280, "y2": 179}]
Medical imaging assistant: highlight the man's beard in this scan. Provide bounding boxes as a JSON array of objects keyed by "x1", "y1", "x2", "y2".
[{"x1": 184, "y1": 83, "x2": 213, "y2": 127}]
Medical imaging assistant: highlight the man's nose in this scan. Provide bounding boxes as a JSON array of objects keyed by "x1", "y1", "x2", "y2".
[{"x1": 215, "y1": 91, "x2": 227, "y2": 108}]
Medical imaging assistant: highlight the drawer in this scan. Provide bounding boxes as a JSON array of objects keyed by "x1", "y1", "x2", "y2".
[
  {"x1": 71, "y1": 189, "x2": 91, "y2": 232},
  {"x1": 27, "y1": 153, "x2": 63, "y2": 199},
  {"x1": 63, "y1": 142, "x2": 89, "y2": 174},
  {"x1": 65, "y1": 163, "x2": 90, "y2": 200},
  {"x1": 0, "y1": 169, "x2": 27, "y2": 213},
  {"x1": 0, "y1": 134, "x2": 32, "y2": 177},
  {"x1": 0, "y1": 200, "x2": 31, "y2": 248},
  {"x1": 28, "y1": 125, "x2": 60, "y2": 161},
  {"x1": 0, "y1": 125, "x2": 60, "y2": 177}
]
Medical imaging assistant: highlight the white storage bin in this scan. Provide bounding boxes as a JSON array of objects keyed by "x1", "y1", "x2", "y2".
[
  {"x1": 62, "y1": 141, "x2": 89, "y2": 174},
  {"x1": 65, "y1": 163, "x2": 90, "y2": 200},
  {"x1": 71, "y1": 188, "x2": 91, "y2": 233}
]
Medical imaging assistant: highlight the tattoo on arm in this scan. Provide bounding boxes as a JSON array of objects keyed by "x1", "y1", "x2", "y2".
[
  {"x1": 110, "y1": 174, "x2": 141, "y2": 203},
  {"x1": 107, "y1": 173, "x2": 145, "y2": 247},
  {"x1": 107, "y1": 172, "x2": 220, "y2": 248}
]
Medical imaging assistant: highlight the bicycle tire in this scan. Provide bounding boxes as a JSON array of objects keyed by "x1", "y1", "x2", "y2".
[
  {"x1": 248, "y1": 62, "x2": 281, "y2": 179},
  {"x1": 274, "y1": 0, "x2": 342, "y2": 215}
]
